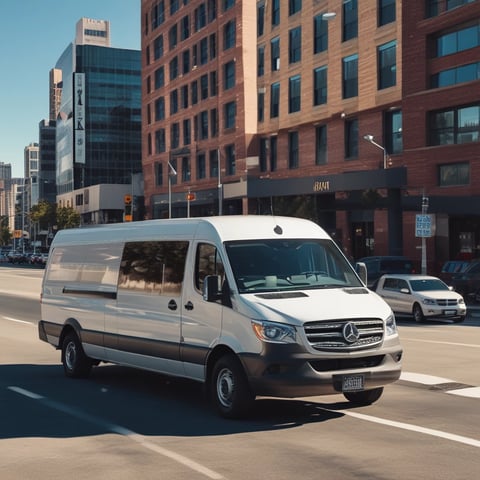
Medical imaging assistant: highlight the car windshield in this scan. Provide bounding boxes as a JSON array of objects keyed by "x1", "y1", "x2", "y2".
[
  {"x1": 409, "y1": 279, "x2": 449, "y2": 292},
  {"x1": 224, "y1": 239, "x2": 363, "y2": 294}
]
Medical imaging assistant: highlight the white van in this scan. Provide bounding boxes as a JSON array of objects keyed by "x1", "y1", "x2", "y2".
[{"x1": 39, "y1": 215, "x2": 402, "y2": 418}]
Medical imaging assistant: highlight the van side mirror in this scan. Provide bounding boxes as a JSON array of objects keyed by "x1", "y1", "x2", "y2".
[
  {"x1": 203, "y1": 275, "x2": 222, "y2": 302},
  {"x1": 355, "y1": 262, "x2": 367, "y2": 286}
]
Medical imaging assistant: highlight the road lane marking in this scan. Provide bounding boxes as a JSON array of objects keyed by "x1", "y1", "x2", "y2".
[
  {"x1": 332, "y1": 409, "x2": 480, "y2": 449},
  {"x1": 2, "y1": 316, "x2": 34, "y2": 325},
  {"x1": 400, "y1": 372, "x2": 480, "y2": 398},
  {"x1": 7, "y1": 386, "x2": 224, "y2": 480},
  {"x1": 447, "y1": 387, "x2": 480, "y2": 399}
]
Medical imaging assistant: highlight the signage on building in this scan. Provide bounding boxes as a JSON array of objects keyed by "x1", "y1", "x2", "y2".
[
  {"x1": 415, "y1": 214, "x2": 433, "y2": 237},
  {"x1": 313, "y1": 180, "x2": 331, "y2": 192},
  {"x1": 74, "y1": 73, "x2": 86, "y2": 164}
]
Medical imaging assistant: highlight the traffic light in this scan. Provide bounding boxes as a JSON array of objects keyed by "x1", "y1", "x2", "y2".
[{"x1": 124, "y1": 194, "x2": 133, "y2": 222}]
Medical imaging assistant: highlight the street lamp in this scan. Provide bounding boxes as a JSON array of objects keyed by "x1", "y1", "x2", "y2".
[
  {"x1": 168, "y1": 160, "x2": 177, "y2": 219},
  {"x1": 421, "y1": 194, "x2": 429, "y2": 275},
  {"x1": 363, "y1": 134, "x2": 388, "y2": 169},
  {"x1": 217, "y1": 148, "x2": 223, "y2": 216}
]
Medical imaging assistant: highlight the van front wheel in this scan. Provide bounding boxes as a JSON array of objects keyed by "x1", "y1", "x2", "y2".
[
  {"x1": 344, "y1": 387, "x2": 383, "y2": 405},
  {"x1": 61, "y1": 332, "x2": 93, "y2": 378},
  {"x1": 210, "y1": 354, "x2": 254, "y2": 419}
]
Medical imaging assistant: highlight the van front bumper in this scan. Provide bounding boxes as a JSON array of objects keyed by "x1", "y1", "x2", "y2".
[{"x1": 239, "y1": 345, "x2": 402, "y2": 398}]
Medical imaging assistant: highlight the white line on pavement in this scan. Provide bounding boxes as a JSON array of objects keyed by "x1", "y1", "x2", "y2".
[{"x1": 2, "y1": 316, "x2": 34, "y2": 325}]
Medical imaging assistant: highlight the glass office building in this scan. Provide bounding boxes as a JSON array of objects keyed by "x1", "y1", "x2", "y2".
[{"x1": 55, "y1": 43, "x2": 142, "y2": 196}]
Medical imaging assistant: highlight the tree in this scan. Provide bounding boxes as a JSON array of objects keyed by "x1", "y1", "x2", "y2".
[
  {"x1": 56, "y1": 206, "x2": 81, "y2": 230},
  {"x1": 29, "y1": 201, "x2": 81, "y2": 235}
]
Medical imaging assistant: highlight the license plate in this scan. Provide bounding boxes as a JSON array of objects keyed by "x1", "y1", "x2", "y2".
[
  {"x1": 342, "y1": 375, "x2": 365, "y2": 392},
  {"x1": 443, "y1": 310, "x2": 456, "y2": 315}
]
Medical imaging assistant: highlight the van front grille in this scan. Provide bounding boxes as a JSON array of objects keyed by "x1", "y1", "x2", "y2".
[
  {"x1": 436, "y1": 299, "x2": 458, "y2": 306},
  {"x1": 304, "y1": 318, "x2": 384, "y2": 352}
]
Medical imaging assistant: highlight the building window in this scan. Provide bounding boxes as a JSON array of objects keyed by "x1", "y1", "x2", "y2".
[
  {"x1": 258, "y1": 91, "x2": 265, "y2": 122},
  {"x1": 384, "y1": 109, "x2": 403, "y2": 154},
  {"x1": 169, "y1": 24, "x2": 178, "y2": 50},
  {"x1": 272, "y1": 0, "x2": 280, "y2": 26},
  {"x1": 224, "y1": 101, "x2": 236, "y2": 129},
  {"x1": 200, "y1": 74, "x2": 209, "y2": 99},
  {"x1": 181, "y1": 15, "x2": 190, "y2": 40},
  {"x1": 183, "y1": 118, "x2": 191, "y2": 145},
  {"x1": 224, "y1": 20, "x2": 236, "y2": 50},
  {"x1": 432, "y1": 62, "x2": 480, "y2": 88},
  {"x1": 195, "y1": 3, "x2": 207, "y2": 31},
  {"x1": 313, "y1": 66, "x2": 327, "y2": 105},
  {"x1": 200, "y1": 110, "x2": 209, "y2": 139},
  {"x1": 171, "y1": 122, "x2": 180, "y2": 148},
  {"x1": 429, "y1": 105, "x2": 480, "y2": 145},
  {"x1": 170, "y1": 89, "x2": 178, "y2": 114},
  {"x1": 379, "y1": 0, "x2": 396, "y2": 26},
  {"x1": 378, "y1": 41, "x2": 396, "y2": 90},
  {"x1": 289, "y1": 27, "x2": 301, "y2": 64},
  {"x1": 223, "y1": 0, "x2": 235, "y2": 11},
  {"x1": 181, "y1": 85, "x2": 188, "y2": 109},
  {"x1": 259, "y1": 137, "x2": 268, "y2": 171},
  {"x1": 209, "y1": 33, "x2": 217, "y2": 59},
  {"x1": 434, "y1": 24, "x2": 480, "y2": 57},
  {"x1": 208, "y1": 0, "x2": 217, "y2": 22},
  {"x1": 151, "y1": 1, "x2": 165, "y2": 30},
  {"x1": 314, "y1": 14, "x2": 328, "y2": 54},
  {"x1": 270, "y1": 82, "x2": 280, "y2": 118},
  {"x1": 154, "y1": 66, "x2": 165, "y2": 89},
  {"x1": 271, "y1": 37, "x2": 280, "y2": 71},
  {"x1": 224, "y1": 60, "x2": 235, "y2": 90},
  {"x1": 225, "y1": 144, "x2": 236, "y2": 175},
  {"x1": 342, "y1": 54, "x2": 358, "y2": 99},
  {"x1": 182, "y1": 50, "x2": 190, "y2": 74},
  {"x1": 153, "y1": 35, "x2": 164, "y2": 60},
  {"x1": 197, "y1": 152, "x2": 206, "y2": 179},
  {"x1": 288, "y1": 75, "x2": 301, "y2": 113},
  {"x1": 210, "y1": 71, "x2": 217, "y2": 96},
  {"x1": 191, "y1": 80, "x2": 198, "y2": 104},
  {"x1": 148, "y1": 133, "x2": 152, "y2": 154},
  {"x1": 170, "y1": 0, "x2": 180, "y2": 15},
  {"x1": 200, "y1": 37, "x2": 208, "y2": 64},
  {"x1": 210, "y1": 149, "x2": 219, "y2": 178},
  {"x1": 270, "y1": 136, "x2": 277, "y2": 171},
  {"x1": 258, "y1": 2, "x2": 265, "y2": 37},
  {"x1": 169, "y1": 56, "x2": 178, "y2": 80},
  {"x1": 182, "y1": 156, "x2": 191, "y2": 182},
  {"x1": 155, "y1": 162, "x2": 163, "y2": 186},
  {"x1": 155, "y1": 97, "x2": 165, "y2": 121},
  {"x1": 345, "y1": 118, "x2": 358, "y2": 159},
  {"x1": 343, "y1": 0, "x2": 358, "y2": 42},
  {"x1": 211, "y1": 108, "x2": 218, "y2": 137},
  {"x1": 438, "y1": 162, "x2": 470, "y2": 187},
  {"x1": 155, "y1": 128, "x2": 166, "y2": 153},
  {"x1": 258, "y1": 46, "x2": 265, "y2": 76},
  {"x1": 315, "y1": 125, "x2": 327, "y2": 165},
  {"x1": 288, "y1": 131, "x2": 299, "y2": 168},
  {"x1": 289, "y1": 0, "x2": 302, "y2": 16}
]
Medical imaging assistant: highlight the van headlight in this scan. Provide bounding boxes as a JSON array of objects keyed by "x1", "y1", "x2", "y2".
[
  {"x1": 385, "y1": 314, "x2": 397, "y2": 336},
  {"x1": 251, "y1": 320, "x2": 296, "y2": 344}
]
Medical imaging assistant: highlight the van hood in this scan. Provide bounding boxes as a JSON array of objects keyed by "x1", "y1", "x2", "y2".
[{"x1": 236, "y1": 287, "x2": 392, "y2": 326}]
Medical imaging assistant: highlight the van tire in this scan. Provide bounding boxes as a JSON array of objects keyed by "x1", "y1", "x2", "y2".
[
  {"x1": 412, "y1": 303, "x2": 425, "y2": 323},
  {"x1": 61, "y1": 332, "x2": 93, "y2": 378},
  {"x1": 343, "y1": 387, "x2": 383, "y2": 405},
  {"x1": 210, "y1": 354, "x2": 254, "y2": 419}
]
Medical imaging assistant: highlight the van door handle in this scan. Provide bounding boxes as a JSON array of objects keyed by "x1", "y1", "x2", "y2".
[
  {"x1": 168, "y1": 300, "x2": 177, "y2": 310},
  {"x1": 184, "y1": 301, "x2": 194, "y2": 311}
]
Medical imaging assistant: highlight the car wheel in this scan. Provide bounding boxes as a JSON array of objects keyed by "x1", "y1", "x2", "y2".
[
  {"x1": 343, "y1": 387, "x2": 383, "y2": 405},
  {"x1": 61, "y1": 332, "x2": 93, "y2": 378},
  {"x1": 412, "y1": 303, "x2": 425, "y2": 323},
  {"x1": 210, "y1": 354, "x2": 254, "y2": 419}
]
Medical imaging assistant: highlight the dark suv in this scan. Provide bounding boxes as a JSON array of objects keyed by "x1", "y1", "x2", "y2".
[
  {"x1": 451, "y1": 260, "x2": 480, "y2": 302},
  {"x1": 358, "y1": 256, "x2": 416, "y2": 289}
]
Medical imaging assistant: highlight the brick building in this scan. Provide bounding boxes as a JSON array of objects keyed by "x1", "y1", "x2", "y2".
[{"x1": 141, "y1": 0, "x2": 480, "y2": 272}]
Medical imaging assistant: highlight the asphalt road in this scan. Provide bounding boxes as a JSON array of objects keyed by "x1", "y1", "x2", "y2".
[{"x1": 1, "y1": 266, "x2": 479, "y2": 480}]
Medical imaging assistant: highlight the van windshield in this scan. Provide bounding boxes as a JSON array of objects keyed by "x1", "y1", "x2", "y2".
[{"x1": 224, "y1": 239, "x2": 363, "y2": 294}]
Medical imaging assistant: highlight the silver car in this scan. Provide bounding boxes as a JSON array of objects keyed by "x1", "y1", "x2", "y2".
[{"x1": 375, "y1": 274, "x2": 466, "y2": 323}]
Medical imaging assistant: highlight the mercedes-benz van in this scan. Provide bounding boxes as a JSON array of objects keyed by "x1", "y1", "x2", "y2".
[{"x1": 39, "y1": 215, "x2": 402, "y2": 418}]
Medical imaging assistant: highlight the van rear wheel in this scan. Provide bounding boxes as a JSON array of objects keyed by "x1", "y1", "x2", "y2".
[
  {"x1": 61, "y1": 332, "x2": 93, "y2": 378},
  {"x1": 210, "y1": 354, "x2": 254, "y2": 419},
  {"x1": 343, "y1": 387, "x2": 383, "y2": 405}
]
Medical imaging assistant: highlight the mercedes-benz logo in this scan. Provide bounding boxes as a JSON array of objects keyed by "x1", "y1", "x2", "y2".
[{"x1": 343, "y1": 322, "x2": 360, "y2": 343}]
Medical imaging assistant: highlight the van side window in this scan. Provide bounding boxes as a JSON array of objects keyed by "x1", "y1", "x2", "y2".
[
  {"x1": 118, "y1": 241, "x2": 189, "y2": 295},
  {"x1": 195, "y1": 243, "x2": 225, "y2": 292}
]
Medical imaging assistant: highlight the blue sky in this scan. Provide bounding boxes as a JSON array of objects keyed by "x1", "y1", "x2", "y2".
[{"x1": 0, "y1": 0, "x2": 140, "y2": 177}]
